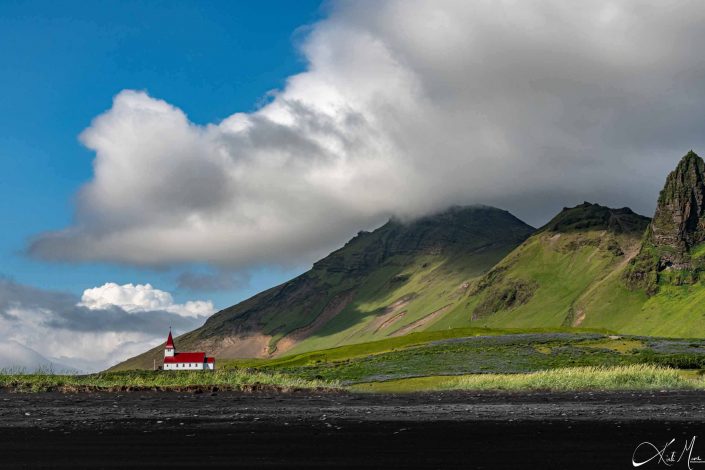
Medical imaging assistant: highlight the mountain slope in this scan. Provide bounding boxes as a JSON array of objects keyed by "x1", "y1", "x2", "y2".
[
  {"x1": 428, "y1": 202, "x2": 650, "y2": 330},
  {"x1": 113, "y1": 206, "x2": 534, "y2": 370}
]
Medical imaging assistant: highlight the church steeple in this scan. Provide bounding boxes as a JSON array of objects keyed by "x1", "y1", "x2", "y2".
[{"x1": 164, "y1": 330, "x2": 175, "y2": 358}]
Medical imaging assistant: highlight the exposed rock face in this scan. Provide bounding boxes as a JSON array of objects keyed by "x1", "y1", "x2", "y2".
[
  {"x1": 649, "y1": 151, "x2": 705, "y2": 266},
  {"x1": 625, "y1": 151, "x2": 705, "y2": 293}
]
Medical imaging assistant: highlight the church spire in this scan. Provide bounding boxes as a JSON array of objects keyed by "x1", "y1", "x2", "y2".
[{"x1": 164, "y1": 329, "x2": 175, "y2": 357}]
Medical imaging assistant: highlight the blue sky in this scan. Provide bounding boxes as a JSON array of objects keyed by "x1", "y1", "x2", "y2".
[{"x1": 1, "y1": 0, "x2": 323, "y2": 308}]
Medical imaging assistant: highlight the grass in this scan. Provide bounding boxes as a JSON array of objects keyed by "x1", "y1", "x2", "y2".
[
  {"x1": 5, "y1": 363, "x2": 701, "y2": 394},
  {"x1": 220, "y1": 332, "x2": 705, "y2": 385},
  {"x1": 0, "y1": 369, "x2": 340, "y2": 393},
  {"x1": 468, "y1": 231, "x2": 626, "y2": 329},
  {"x1": 350, "y1": 365, "x2": 701, "y2": 393},
  {"x1": 576, "y1": 338, "x2": 644, "y2": 353},
  {"x1": 282, "y1": 249, "x2": 514, "y2": 356}
]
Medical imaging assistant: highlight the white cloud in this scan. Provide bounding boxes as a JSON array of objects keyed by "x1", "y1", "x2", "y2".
[
  {"x1": 79, "y1": 282, "x2": 215, "y2": 318},
  {"x1": 0, "y1": 279, "x2": 208, "y2": 372},
  {"x1": 29, "y1": 1, "x2": 705, "y2": 268}
]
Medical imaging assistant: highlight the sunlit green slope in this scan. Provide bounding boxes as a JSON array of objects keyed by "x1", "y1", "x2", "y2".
[
  {"x1": 428, "y1": 203, "x2": 651, "y2": 331},
  {"x1": 113, "y1": 206, "x2": 534, "y2": 370}
]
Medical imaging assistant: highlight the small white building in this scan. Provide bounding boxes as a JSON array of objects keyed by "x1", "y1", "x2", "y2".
[{"x1": 162, "y1": 330, "x2": 215, "y2": 371}]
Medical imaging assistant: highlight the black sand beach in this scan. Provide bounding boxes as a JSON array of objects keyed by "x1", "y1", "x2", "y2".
[{"x1": 2, "y1": 390, "x2": 705, "y2": 469}]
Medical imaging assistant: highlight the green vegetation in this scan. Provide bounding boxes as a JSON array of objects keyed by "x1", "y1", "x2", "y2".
[
  {"x1": 220, "y1": 326, "x2": 608, "y2": 370},
  {"x1": 221, "y1": 332, "x2": 705, "y2": 385},
  {"x1": 0, "y1": 369, "x2": 339, "y2": 393},
  {"x1": 441, "y1": 229, "x2": 638, "y2": 330},
  {"x1": 472, "y1": 278, "x2": 538, "y2": 318},
  {"x1": 350, "y1": 365, "x2": 700, "y2": 393},
  {"x1": 580, "y1": 279, "x2": 705, "y2": 338}
]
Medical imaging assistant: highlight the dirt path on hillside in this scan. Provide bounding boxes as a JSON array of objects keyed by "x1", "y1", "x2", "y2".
[
  {"x1": 374, "y1": 310, "x2": 407, "y2": 333},
  {"x1": 571, "y1": 244, "x2": 641, "y2": 327},
  {"x1": 273, "y1": 290, "x2": 355, "y2": 356},
  {"x1": 389, "y1": 304, "x2": 453, "y2": 336},
  {"x1": 364, "y1": 295, "x2": 417, "y2": 334},
  {"x1": 210, "y1": 334, "x2": 273, "y2": 358}
]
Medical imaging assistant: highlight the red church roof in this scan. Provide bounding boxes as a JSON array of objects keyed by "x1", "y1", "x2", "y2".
[
  {"x1": 165, "y1": 331, "x2": 175, "y2": 349},
  {"x1": 164, "y1": 352, "x2": 206, "y2": 364}
]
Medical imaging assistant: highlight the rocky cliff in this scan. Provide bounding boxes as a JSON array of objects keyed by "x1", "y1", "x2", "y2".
[{"x1": 625, "y1": 151, "x2": 705, "y2": 293}]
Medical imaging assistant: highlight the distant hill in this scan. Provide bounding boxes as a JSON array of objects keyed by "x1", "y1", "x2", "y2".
[
  {"x1": 0, "y1": 340, "x2": 77, "y2": 374},
  {"x1": 114, "y1": 151, "x2": 705, "y2": 371}
]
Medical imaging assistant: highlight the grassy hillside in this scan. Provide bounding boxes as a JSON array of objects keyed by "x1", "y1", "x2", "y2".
[
  {"x1": 426, "y1": 203, "x2": 649, "y2": 331},
  {"x1": 426, "y1": 202, "x2": 705, "y2": 338},
  {"x1": 579, "y1": 277, "x2": 705, "y2": 337},
  {"x1": 112, "y1": 206, "x2": 534, "y2": 370}
]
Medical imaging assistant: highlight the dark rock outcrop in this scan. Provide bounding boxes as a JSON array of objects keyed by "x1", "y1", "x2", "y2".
[
  {"x1": 625, "y1": 151, "x2": 705, "y2": 293},
  {"x1": 649, "y1": 151, "x2": 705, "y2": 265},
  {"x1": 539, "y1": 202, "x2": 650, "y2": 235}
]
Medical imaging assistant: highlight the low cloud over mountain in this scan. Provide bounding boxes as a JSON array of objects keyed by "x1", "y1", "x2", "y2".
[{"x1": 29, "y1": 1, "x2": 705, "y2": 269}]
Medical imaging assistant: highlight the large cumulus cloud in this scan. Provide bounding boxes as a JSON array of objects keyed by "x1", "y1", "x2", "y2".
[
  {"x1": 79, "y1": 282, "x2": 214, "y2": 317},
  {"x1": 29, "y1": 0, "x2": 705, "y2": 268}
]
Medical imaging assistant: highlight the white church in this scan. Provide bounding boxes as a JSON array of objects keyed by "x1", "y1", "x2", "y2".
[{"x1": 162, "y1": 330, "x2": 215, "y2": 371}]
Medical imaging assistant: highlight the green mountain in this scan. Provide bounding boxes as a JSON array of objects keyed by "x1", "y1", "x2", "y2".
[
  {"x1": 114, "y1": 206, "x2": 534, "y2": 370},
  {"x1": 435, "y1": 152, "x2": 705, "y2": 339},
  {"x1": 427, "y1": 202, "x2": 650, "y2": 331},
  {"x1": 114, "y1": 151, "x2": 705, "y2": 372}
]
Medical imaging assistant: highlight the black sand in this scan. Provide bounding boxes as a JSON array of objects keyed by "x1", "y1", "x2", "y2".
[{"x1": 2, "y1": 390, "x2": 705, "y2": 468}]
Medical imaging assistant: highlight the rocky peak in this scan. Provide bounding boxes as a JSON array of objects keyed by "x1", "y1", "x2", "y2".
[
  {"x1": 649, "y1": 151, "x2": 705, "y2": 265},
  {"x1": 625, "y1": 151, "x2": 705, "y2": 293}
]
